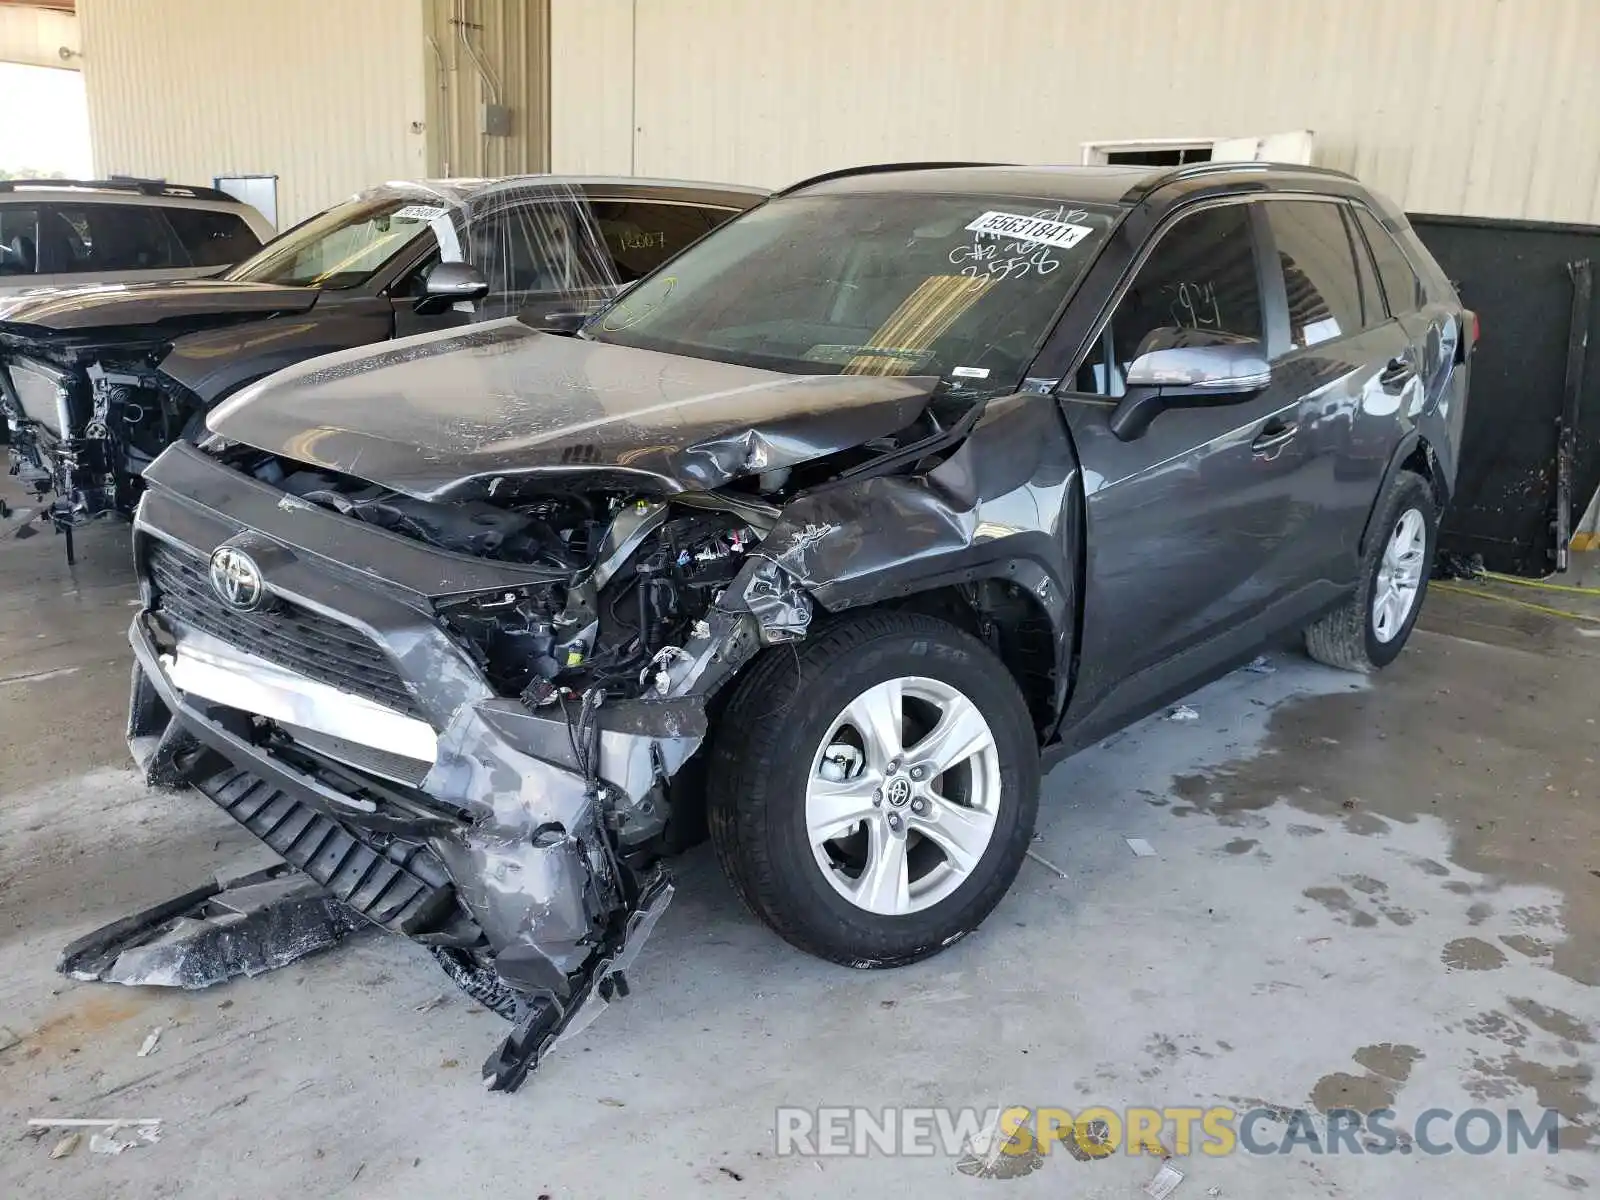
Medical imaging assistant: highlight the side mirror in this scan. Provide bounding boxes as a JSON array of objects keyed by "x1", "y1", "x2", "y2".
[
  {"x1": 536, "y1": 310, "x2": 588, "y2": 335},
  {"x1": 1109, "y1": 331, "x2": 1270, "y2": 441},
  {"x1": 413, "y1": 262, "x2": 490, "y2": 315}
]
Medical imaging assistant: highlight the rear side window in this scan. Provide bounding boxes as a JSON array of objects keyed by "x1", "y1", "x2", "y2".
[
  {"x1": 0, "y1": 207, "x2": 41, "y2": 276},
  {"x1": 1354, "y1": 207, "x2": 1423, "y2": 316},
  {"x1": 1263, "y1": 200, "x2": 1365, "y2": 349},
  {"x1": 44, "y1": 204, "x2": 187, "y2": 273},
  {"x1": 1076, "y1": 202, "x2": 1262, "y2": 396},
  {"x1": 164, "y1": 207, "x2": 263, "y2": 267},
  {"x1": 588, "y1": 201, "x2": 728, "y2": 282}
]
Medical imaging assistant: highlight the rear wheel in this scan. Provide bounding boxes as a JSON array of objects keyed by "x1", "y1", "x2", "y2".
[
  {"x1": 1305, "y1": 470, "x2": 1437, "y2": 671},
  {"x1": 707, "y1": 611, "x2": 1039, "y2": 967}
]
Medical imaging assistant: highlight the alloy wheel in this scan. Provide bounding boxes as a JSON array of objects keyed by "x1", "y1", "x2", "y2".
[
  {"x1": 1373, "y1": 507, "x2": 1428, "y2": 643},
  {"x1": 804, "y1": 676, "x2": 1001, "y2": 916}
]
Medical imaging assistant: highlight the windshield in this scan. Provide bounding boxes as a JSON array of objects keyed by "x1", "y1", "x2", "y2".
[
  {"x1": 585, "y1": 193, "x2": 1117, "y2": 395},
  {"x1": 226, "y1": 196, "x2": 452, "y2": 290}
]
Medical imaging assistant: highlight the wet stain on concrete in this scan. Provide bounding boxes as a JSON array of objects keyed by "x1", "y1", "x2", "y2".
[
  {"x1": 1343, "y1": 875, "x2": 1387, "y2": 896},
  {"x1": 1286, "y1": 824, "x2": 1326, "y2": 838},
  {"x1": 1442, "y1": 936, "x2": 1508, "y2": 971},
  {"x1": 1351, "y1": 1042, "x2": 1423, "y2": 1082},
  {"x1": 1161, "y1": 659, "x2": 1600, "y2": 986},
  {"x1": 1311, "y1": 1043, "x2": 1423, "y2": 1113},
  {"x1": 1467, "y1": 902, "x2": 1495, "y2": 926},
  {"x1": 1509, "y1": 998, "x2": 1595, "y2": 1044},
  {"x1": 1221, "y1": 838, "x2": 1258, "y2": 855},
  {"x1": 1463, "y1": 1010, "x2": 1530, "y2": 1048},
  {"x1": 1303, "y1": 887, "x2": 1379, "y2": 928},
  {"x1": 956, "y1": 1115, "x2": 1045, "y2": 1180},
  {"x1": 1502, "y1": 934, "x2": 1553, "y2": 959},
  {"x1": 1464, "y1": 1055, "x2": 1596, "y2": 1152},
  {"x1": 1311, "y1": 1071, "x2": 1397, "y2": 1113},
  {"x1": 1410, "y1": 857, "x2": 1452, "y2": 877}
]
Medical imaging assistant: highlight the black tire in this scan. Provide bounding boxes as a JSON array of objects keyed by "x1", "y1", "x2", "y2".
[
  {"x1": 1305, "y1": 470, "x2": 1438, "y2": 672},
  {"x1": 706, "y1": 610, "x2": 1039, "y2": 968}
]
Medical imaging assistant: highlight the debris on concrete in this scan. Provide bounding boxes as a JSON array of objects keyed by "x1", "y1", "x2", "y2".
[
  {"x1": 1166, "y1": 705, "x2": 1199, "y2": 722},
  {"x1": 1206, "y1": 1188, "x2": 1221, "y2": 1197},
  {"x1": 88, "y1": 1124, "x2": 162, "y2": 1155},
  {"x1": 28, "y1": 1118, "x2": 163, "y2": 1129},
  {"x1": 1126, "y1": 838, "x2": 1158, "y2": 858},
  {"x1": 136, "y1": 1027, "x2": 163, "y2": 1057},
  {"x1": 57, "y1": 864, "x2": 362, "y2": 989},
  {"x1": 1242, "y1": 655, "x2": 1276, "y2": 674},
  {"x1": 415, "y1": 993, "x2": 451, "y2": 1013},
  {"x1": 50, "y1": 1133, "x2": 81, "y2": 1159},
  {"x1": 0, "y1": 1024, "x2": 20, "y2": 1053},
  {"x1": 1143, "y1": 1161, "x2": 1185, "y2": 1198},
  {"x1": 1025, "y1": 848, "x2": 1070, "y2": 879}
]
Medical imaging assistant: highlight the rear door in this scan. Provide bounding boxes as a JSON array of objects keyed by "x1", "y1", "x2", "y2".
[
  {"x1": 1256, "y1": 197, "x2": 1414, "y2": 584},
  {"x1": 1062, "y1": 199, "x2": 1318, "y2": 718}
]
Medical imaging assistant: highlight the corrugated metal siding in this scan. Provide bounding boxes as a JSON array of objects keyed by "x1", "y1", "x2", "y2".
[
  {"x1": 550, "y1": 0, "x2": 1600, "y2": 222},
  {"x1": 422, "y1": 0, "x2": 550, "y2": 179},
  {"x1": 78, "y1": 0, "x2": 429, "y2": 228},
  {"x1": 549, "y1": 0, "x2": 632, "y2": 175}
]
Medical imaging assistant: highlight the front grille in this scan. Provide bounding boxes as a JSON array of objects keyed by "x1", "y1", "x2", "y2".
[{"x1": 146, "y1": 541, "x2": 425, "y2": 720}]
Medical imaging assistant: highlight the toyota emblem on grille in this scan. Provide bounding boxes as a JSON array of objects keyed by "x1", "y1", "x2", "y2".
[{"x1": 208, "y1": 546, "x2": 266, "y2": 611}]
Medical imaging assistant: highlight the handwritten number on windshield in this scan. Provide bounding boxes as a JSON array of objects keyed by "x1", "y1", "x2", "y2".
[{"x1": 948, "y1": 205, "x2": 1089, "y2": 281}]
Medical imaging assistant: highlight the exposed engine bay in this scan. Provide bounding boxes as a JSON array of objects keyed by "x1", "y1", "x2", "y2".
[
  {"x1": 1, "y1": 337, "x2": 207, "y2": 552},
  {"x1": 243, "y1": 450, "x2": 785, "y2": 706}
]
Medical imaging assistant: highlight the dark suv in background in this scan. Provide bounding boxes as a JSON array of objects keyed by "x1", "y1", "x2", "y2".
[
  {"x1": 0, "y1": 175, "x2": 764, "y2": 554},
  {"x1": 120, "y1": 161, "x2": 1470, "y2": 1089}
]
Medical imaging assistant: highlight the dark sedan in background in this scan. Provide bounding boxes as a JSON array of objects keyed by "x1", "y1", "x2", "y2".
[{"x1": 0, "y1": 175, "x2": 765, "y2": 555}]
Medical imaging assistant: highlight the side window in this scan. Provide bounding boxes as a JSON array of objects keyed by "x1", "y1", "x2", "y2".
[
  {"x1": 164, "y1": 208, "x2": 264, "y2": 267},
  {"x1": 1354, "y1": 208, "x2": 1423, "y2": 317},
  {"x1": 1342, "y1": 206, "x2": 1383, "y2": 331},
  {"x1": 0, "y1": 207, "x2": 41, "y2": 276},
  {"x1": 588, "y1": 201, "x2": 724, "y2": 282},
  {"x1": 1263, "y1": 200, "x2": 1365, "y2": 350},
  {"x1": 1075, "y1": 203, "x2": 1262, "y2": 397},
  {"x1": 46, "y1": 204, "x2": 187, "y2": 273}
]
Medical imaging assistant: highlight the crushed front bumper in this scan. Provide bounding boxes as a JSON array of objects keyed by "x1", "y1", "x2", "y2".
[{"x1": 122, "y1": 442, "x2": 712, "y2": 1087}]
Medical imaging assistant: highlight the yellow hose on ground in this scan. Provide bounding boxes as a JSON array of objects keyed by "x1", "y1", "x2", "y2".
[{"x1": 1434, "y1": 581, "x2": 1600, "y2": 624}]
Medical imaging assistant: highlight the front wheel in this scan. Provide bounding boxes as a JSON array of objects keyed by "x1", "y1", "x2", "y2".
[
  {"x1": 1305, "y1": 470, "x2": 1438, "y2": 671},
  {"x1": 706, "y1": 611, "x2": 1039, "y2": 967}
]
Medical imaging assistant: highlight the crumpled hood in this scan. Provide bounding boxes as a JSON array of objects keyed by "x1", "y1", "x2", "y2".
[
  {"x1": 0, "y1": 280, "x2": 318, "y2": 335},
  {"x1": 208, "y1": 319, "x2": 938, "y2": 501}
]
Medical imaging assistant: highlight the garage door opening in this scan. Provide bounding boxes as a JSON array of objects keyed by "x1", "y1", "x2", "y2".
[{"x1": 0, "y1": 62, "x2": 91, "y2": 179}]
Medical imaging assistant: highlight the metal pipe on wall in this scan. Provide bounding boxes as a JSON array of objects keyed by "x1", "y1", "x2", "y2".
[{"x1": 426, "y1": 33, "x2": 451, "y2": 177}]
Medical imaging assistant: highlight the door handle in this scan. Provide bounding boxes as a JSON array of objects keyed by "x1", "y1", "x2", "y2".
[
  {"x1": 1379, "y1": 356, "x2": 1415, "y2": 392},
  {"x1": 1252, "y1": 418, "x2": 1298, "y2": 456}
]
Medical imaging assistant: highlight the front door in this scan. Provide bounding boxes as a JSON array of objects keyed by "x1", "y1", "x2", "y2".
[{"x1": 1060, "y1": 200, "x2": 1320, "y2": 724}]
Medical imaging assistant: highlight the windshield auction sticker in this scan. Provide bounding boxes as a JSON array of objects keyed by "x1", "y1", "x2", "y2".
[{"x1": 965, "y1": 211, "x2": 1094, "y2": 250}]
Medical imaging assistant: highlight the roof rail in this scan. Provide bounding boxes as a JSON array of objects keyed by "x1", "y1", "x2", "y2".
[
  {"x1": 778, "y1": 161, "x2": 1014, "y2": 196},
  {"x1": 0, "y1": 177, "x2": 238, "y2": 203},
  {"x1": 1120, "y1": 160, "x2": 1359, "y2": 203}
]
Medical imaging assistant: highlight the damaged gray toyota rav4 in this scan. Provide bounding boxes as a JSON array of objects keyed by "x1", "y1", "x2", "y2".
[{"x1": 115, "y1": 162, "x2": 1472, "y2": 1089}]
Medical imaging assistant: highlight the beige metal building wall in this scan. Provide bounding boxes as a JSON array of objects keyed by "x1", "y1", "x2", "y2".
[
  {"x1": 422, "y1": 0, "x2": 550, "y2": 179},
  {"x1": 550, "y1": 0, "x2": 1600, "y2": 222},
  {"x1": 79, "y1": 0, "x2": 430, "y2": 227}
]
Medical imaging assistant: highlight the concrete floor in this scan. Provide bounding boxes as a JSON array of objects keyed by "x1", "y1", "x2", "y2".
[{"x1": 1, "y1": 474, "x2": 1596, "y2": 1199}]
